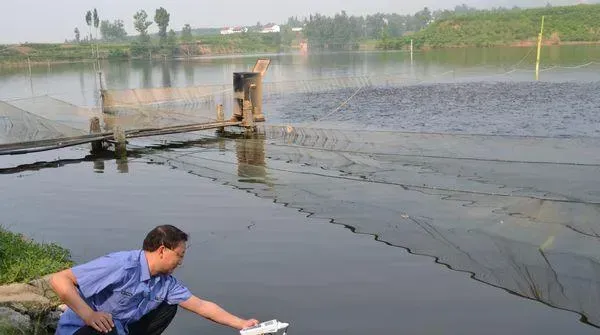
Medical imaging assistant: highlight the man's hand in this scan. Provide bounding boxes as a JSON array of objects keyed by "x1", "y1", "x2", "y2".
[
  {"x1": 50, "y1": 269, "x2": 114, "y2": 333},
  {"x1": 239, "y1": 319, "x2": 260, "y2": 330},
  {"x1": 83, "y1": 311, "x2": 115, "y2": 333}
]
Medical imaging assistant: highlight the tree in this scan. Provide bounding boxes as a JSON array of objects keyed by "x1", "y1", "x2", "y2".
[
  {"x1": 154, "y1": 7, "x2": 170, "y2": 46},
  {"x1": 74, "y1": 27, "x2": 80, "y2": 43},
  {"x1": 180, "y1": 24, "x2": 194, "y2": 57},
  {"x1": 133, "y1": 10, "x2": 153, "y2": 40},
  {"x1": 181, "y1": 24, "x2": 193, "y2": 42},
  {"x1": 93, "y1": 9, "x2": 100, "y2": 41},
  {"x1": 85, "y1": 10, "x2": 93, "y2": 40},
  {"x1": 366, "y1": 14, "x2": 387, "y2": 38},
  {"x1": 287, "y1": 16, "x2": 302, "y2": 27},
  {"x1": 92, "y1": 9, "x2": 100, "y2": 59},
  {"x1": 132, "y1": 10, "x2": 153, "y2": 57},
  {"x1": 332, "y1": 11, "x2": 352, "y2": 49},
  {"x1": 100, "y1": 20, "x2": 128, "y2": 41},
  {"x1": 414, "y1": 7, "x2": 432, "y2": 30},
  {"x1": 93, "y1": 9, "x2": 100, "y2": 30},
  {"x1": 167, "y1": 29, "x2": 177, "y2": 49},
  {"x1": 84, "y1": 10, "x2": 95, "y2": 58}
]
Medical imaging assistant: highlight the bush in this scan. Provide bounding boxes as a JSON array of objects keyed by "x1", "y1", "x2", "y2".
[
  {"x1": 108, "y1": 48, "x2": 129, "y2": 59},
  {"x1": 0, "y1": 227, "x2": 73, "y2": 285}
]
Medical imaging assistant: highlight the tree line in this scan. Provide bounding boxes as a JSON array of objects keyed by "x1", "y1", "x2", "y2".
[
  {"x1": 66, "y1": 3, "x2": 600, "y2": 57},
  {"x1": 71, "y1": 5, "x2": 466, "y2": 50},
  {"x1": 301, "y1": 8, "x2": 434, "y2": 50},
  {"x1": 73, "y1": 7, "x2": 182, "y2": 56},
  {"x1": 297, "y1": 3, "x2": 600, "y2": 50}
]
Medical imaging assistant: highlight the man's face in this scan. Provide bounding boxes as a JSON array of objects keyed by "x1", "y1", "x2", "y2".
[{"x1": 161, "y1": 242, "x2": 186, "y2": 274}]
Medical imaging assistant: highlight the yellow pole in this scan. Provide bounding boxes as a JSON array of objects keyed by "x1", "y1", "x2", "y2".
[
  {"x1": 410, "y1": 39, "x2": 414, "y2": 65},
  {"x1": 535, "y1": 16, "x2": 545, "y2": 81}
]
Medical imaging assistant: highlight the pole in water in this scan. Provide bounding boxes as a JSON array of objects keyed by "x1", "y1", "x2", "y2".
[
  {"x1": 98, "y1": 71, "x2": 104, "y2": 91},
  {"x1": 89, "y1": 117, "x2": 104, "y2": 153},
  {"x1": 410, "y1": 39, "x2": 414, "y2": 65},
  {"x1": 114, "y1": 126, "x2": 127, "y2": 160},
  {"x1": 115, "y1": 125, "x2": 129, "y2": 173},
  {"x1": 27, "y1": 57, "x2": 33, "y2": 96},
  {"x1": 242, "y1": 100, "x2": 255, "y2": 129},
  {"x1": 535, "y1": 16, "x2": 545, "y2": 81},
  {"x1": 216, "y1": 104, "x2": 225, "y2": 133}
]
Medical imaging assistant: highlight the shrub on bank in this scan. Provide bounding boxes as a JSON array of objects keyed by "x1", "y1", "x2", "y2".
[{"x1": 0, "y1": 227, "x2": 72, "y2": 285}]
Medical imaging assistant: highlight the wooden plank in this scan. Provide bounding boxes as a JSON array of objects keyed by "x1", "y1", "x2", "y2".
[{"x1": 252, "y1": 58, "x2": 271, "y2": 77}]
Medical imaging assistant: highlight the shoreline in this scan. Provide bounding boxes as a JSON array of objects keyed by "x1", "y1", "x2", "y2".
[
  {"x1": 416, "y1": 40, "x2": 600, "y2": 50},
  {"x1": 1, "y1": 41, "x2": 599, "y2": 68}
]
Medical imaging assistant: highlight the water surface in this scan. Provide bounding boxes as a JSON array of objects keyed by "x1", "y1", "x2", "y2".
[{"x1": 1, "y1": 46, "x2": 600, "y2": 334}]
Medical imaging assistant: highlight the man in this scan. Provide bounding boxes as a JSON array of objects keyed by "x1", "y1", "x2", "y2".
[{"x1": 50, "y1": 225, "x2": 259, "y2": 335}]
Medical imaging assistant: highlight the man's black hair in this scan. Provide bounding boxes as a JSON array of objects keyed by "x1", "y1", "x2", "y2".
[{"x1": 143, "y1": 225, "x2": 189, "y2": 251}]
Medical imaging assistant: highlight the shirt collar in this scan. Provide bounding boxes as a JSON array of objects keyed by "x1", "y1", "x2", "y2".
[{"x1": 139, "y1": 250, "x2": 151, "y2": 282}]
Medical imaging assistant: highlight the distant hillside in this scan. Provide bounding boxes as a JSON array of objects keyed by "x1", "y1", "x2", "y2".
[{"x1": 408, "y1": 4, "x2": 600, "y2": 48}]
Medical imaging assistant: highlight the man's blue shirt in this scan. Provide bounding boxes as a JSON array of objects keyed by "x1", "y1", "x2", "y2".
[{"x1": 56, "y1": 250, "x2": 192, "y2": 335}]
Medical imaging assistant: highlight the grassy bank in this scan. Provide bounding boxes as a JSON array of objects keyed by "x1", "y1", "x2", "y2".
[
  {"x1": 0, "y1": 42, "x2": 130, "y2": 65},
  {"x1": 0, "y1": 323, "x2": 33, "y2": 335},
  {"x1": 0, "y1": 227, "x2": 72, "y2": 285},
  {"x1": 0, "y1": 32, "x2": 287, "y2": 66},
  {"x1": 381, "y1": 4, "x2": 600, "y2": 49}
]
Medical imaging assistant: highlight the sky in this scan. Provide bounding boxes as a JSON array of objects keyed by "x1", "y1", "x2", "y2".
[{"x1": 0, "y1": 0, "x2": 584, "y2": 44}]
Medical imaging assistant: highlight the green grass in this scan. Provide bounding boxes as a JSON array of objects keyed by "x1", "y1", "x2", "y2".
[
  {"x1": 0, "y1": 43, "x2": 131, "y2": 64},
  {"x1": 0, "y1": 31, "x2": 289, "y2": 65},
  {"x1": 0, "y1": 34, "x2": 284, "y2": 65},
  {"x1": 0, "y1": 322, "x2": 27, "y2": 335},
  {"x1": 402, "y1": 4, "x2": 600, "y2": 49},
  {"x1": 0, "y1": 227, "x2": 72, "y2": 285},
  {"x1": 0, "y1": 319, "x2": 52, "y2": 335}
]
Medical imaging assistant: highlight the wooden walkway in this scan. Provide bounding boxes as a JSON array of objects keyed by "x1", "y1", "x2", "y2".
[
  {"x1": 1, "y1": 58, "x2": 272, "y2": 156},
  {"x1": 0, "y1": 120, "x2": 242, "y2": 155}
]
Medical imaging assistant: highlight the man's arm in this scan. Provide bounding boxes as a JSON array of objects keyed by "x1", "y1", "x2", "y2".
[
  {"x1": 179, "y1": 295, "x2": 259, "y2": 330},
  {"x1": 50, "y1": 269, "x2": 115, "y2": 333}
]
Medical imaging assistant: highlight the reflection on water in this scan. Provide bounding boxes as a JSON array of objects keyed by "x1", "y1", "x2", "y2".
[
  {"x1": 233, "y1": 133, "x2": 269, "y2": 184},
  {"x1": 2, "y1": 45, "x2": 600, "y2": 105},
  {"x1": 93, "y1": 159, "x2": 104, "y2": 173},
  {"x1": 116, "y1": 157, "x2": 129, "y2": 174},
  {"x1": 140, "y1": 61, "x2": 153, "y2": 89},
  {"x1": 183, "y1": 61, "x2": 195, "y2": 87},
  {"x1": 161, "y1": 62, "x2": 172, "y2": 88}
]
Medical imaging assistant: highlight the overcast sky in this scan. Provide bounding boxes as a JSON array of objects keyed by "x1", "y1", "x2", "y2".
[{"x1": 0, "y1": 0, "x2": 582, "y2": 44}]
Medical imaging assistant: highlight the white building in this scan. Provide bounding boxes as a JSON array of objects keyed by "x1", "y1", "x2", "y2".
[
  {"x1": 220, "y1": 26, "x2": 248, "y2": 35},
  {"x1": 260, "y1": 24, "x2": 281, "y2": 33},
  {"x1": 291, "y1": 27, "x2": 303, "y2": 32}
]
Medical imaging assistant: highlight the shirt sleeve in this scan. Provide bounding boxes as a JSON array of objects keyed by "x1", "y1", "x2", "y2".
[
  {"x1": 72, "y1": 255, "x2": 125, "y2": 298},
  {"x1": 165, "y1": 276, "x2": 193, "y2": 305}
]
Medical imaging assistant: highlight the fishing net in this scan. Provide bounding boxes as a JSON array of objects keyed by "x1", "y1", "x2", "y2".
[
  {"x1": 0, "y1": 97, "x2": 88, "y2": 145},
  {"x1": 133, "y1": 124, "x2": 600, "y2": 327}
]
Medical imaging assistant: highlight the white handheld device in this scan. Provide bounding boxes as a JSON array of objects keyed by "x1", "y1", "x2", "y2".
[{"x1": 240, "y1": 319, "x2": 290, "y2": 335}]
